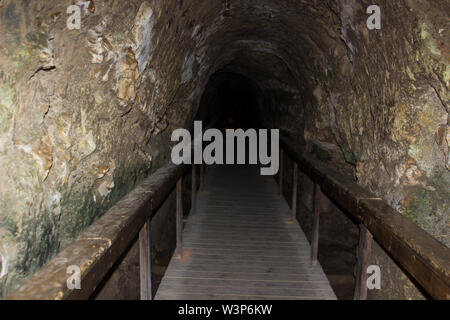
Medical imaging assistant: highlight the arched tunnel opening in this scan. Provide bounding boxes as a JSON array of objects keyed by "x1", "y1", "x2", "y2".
[
  {"x1": 195, "y1": 71, "x2": 272, "y2": 165},
  {"x1": 0, "y1": 0, "x2": 448, "y2": 303},
  {"x1": 196, "y1": 71, "x2": 262, "y2": 130}
]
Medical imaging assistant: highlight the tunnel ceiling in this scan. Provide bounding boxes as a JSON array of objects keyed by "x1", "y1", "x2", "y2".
[{"x1": 0, "y1": 0, "x2": 448, "y2": 298}]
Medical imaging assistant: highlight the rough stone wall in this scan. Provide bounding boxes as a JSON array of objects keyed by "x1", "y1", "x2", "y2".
[
  {"x1": 254, "y1": 0, "x2": 449, "y2": 299},
  {"x1": 0, "y1": 0, "x2": 211, "y2": 297},
  {"x1": 0, "y1": 0, "x2": 448, "y2": 299}
]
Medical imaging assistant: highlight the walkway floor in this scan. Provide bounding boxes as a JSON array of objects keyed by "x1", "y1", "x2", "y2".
[{"x1": 155, "y1": 165, "x2": 337, "y2": 300}]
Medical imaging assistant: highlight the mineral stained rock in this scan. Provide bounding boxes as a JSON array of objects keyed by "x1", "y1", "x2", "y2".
[{"x1": 0, "y1": 0, "x2": 448, "y2": 299}]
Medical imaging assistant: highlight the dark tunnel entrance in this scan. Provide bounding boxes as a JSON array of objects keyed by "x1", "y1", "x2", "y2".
[
  {"x1": 196, "y1": 71, "x2": 263, "y2": 130},
  {"x1": 193, "y1": 71, "x2": 273, "y2": 165},
  {"x1": 193, "y1": 70, "x2": 280, "y2": 168}
]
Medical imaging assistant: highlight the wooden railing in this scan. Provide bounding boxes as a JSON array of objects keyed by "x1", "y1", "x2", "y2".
[
  {"x1": 279, "y1": 138, "x2": 450, "y2": 300},
  {"x1": 7, "y1": 138, "x2": 449, "y2": 300},
  {"x1": 7, "y1": 161, "x2": 204, "y2": 300}
]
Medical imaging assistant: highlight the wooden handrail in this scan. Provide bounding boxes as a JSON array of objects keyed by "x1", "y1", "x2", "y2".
[
  {"x1": 7, "y1": 135, "x2": 449, "y2": 300},
  {"x1": 8, "y1": 162, "x2": 189, "y2": 300},
  {"x1": 280, "y1": 137, "x2": 450, "y2": 300}
]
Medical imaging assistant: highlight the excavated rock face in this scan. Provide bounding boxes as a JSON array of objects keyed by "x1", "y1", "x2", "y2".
[{"x1": 0, "y1": 0, "x2": 448, "y2": 298}]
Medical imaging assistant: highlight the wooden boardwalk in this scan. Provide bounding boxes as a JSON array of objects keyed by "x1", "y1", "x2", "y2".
[{"x1": 155, "y1": 165, "x2": 336, "y2": 300}]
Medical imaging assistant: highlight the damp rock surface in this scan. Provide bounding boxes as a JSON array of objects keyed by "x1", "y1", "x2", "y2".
[{"x1": 0, "y1": 0, "x2": 448, "y2": 299}]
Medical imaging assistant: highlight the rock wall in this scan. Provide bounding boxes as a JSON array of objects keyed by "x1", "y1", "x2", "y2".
[
  {"x1": 0, "y1": 0, "x2": 209, "y2": 297},
  {"x1": 0, "y1": 0, "x2": 448, "y2": 298}
]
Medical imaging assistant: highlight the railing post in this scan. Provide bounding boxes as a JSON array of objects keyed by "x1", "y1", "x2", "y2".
[
  {"x1": 139, "y1": 221, "x2": 152, "y2": 300},
  {"x1": 176, "y1": 177, "x2": 183, "y2": 258},
  {"x1": 279, "y1": 149, "x2": 284, "y2": 197},
  {"x1": 200, "y1": 163, "x2": 205, "y2": 190},
  {"x1": 191, "y1": 164, "x2": 196, "y2": 213},
  {"x1": 291, "y1": 162, "x2": 298, "y2": 221},
  {"x1": 311, "y1": 183, "x2": 320, "y2": 264},
  {"x1": 354, "y1": 224, "x2": 373, "y2": 300}
]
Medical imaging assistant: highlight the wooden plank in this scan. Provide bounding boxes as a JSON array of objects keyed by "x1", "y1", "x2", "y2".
[
  {"x1": 160, "y1": 277, "x2": 333, "y2": 290},
  {"x1": 186, "y1": 231, "x2": 308, "y2": 239},
  {"x1": 181, "y1": 253, "x2": 313, "y2": 263},
  {"x1": 198, "y1": 201, "x2": 284, "y2": 207},
  {"x1": 187, "y1": 222, "x2": 295, "y2": 230},
  {"x1": 193, "y1": 207, "x2": 289, "y2": 213},
  {"x1": 292, "y1": 162, "x2": 298, "y2": 221},
  {"x1": 183, "y1": 246, "x2": 309, "y2": 253},
  {"x1": 200, "y1": 163, "x2": 205, "y2": 189},
  {"x1": 190, "y1": 213, "x2": 292, "y2": 220},
  {"x1": 157, "y1": 282, "x2": 335, "y2": 298},
  {"x1": 189, "y1": 219, "x2": 290, "y2": 226},
  {"x1": 191, "y1": 164, "x2": 196, "y2": 214},
  {"x1": 183, "y1": 234, "x2": 304, "y2": 243},
  {"x1": 186, "y1": 220, "x2": 299, "y2": 229},
  {"x1": 310, "y1": 183, "x2": 320, "y2": 265},
  {"x1": 354, "y1": 224, "x2": 373, "y2": 300},
  {"x1": 176, "y1": 178, "x2": 183, "y2": 258},
  {"x1": 184, "y1": 237, "x2": 307, "y2": 244},
  {"x1": 139, "y1": 221, "x2": 152, "y2": 300},
  {"x1": 155, "y1": 164, "x2": 336, "y2": 301},
  {"x1": 188, "y1": 228, "x2": 304, "y2": 237},
  {"x1": 167, "y1": 260, "x2": 327, "y2": 269},
  {"x1": 191, "y1": 212, "x2": 290, "y2": 218},
  {"x1": 186, "y1": 230, "x2": 307, "y2": 238},
  {"x1": 202, "y1": 195, "x2": 282, "y2": 200},
  {"x1": 183, "y1": 242, "x2": 310, "y2": 249},
  {"x1": 279, "y1": 149, "x2": 284, "y2": 196},
  {"x1": 166, "y1": 263, "x2": 326, "y2": 275},
  {"x1": 187, "y1": 227, "x2": 297, "y2": 234},
  {"x1": 163, "y1": 272, "x2": 328, "y2": 283},
  {"x1": 192, "y1": 209, "x2": 289, "y2": 216},
  {"x1": 156, "y1": 292, "x2": 335, "y2": 300}
]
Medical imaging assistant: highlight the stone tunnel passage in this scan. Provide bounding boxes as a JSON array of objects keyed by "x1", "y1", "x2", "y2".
[
  {"x1": 167, "y1": 69, "x2": 361, "y2": 300},
  {"x1": 0, "y1": 0, "x2": 449, "y2": 300},
  {"x1": 196, "y1": 71, "x2": 262, "y2": 130}
]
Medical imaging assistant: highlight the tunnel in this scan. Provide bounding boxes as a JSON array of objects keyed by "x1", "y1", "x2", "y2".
[
  {"x1": 197, "y1": 71, "x2": 261, "y2": 130},
  {"x1": 0, "y1": 0, "x2": 449, "y2": 302}
]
